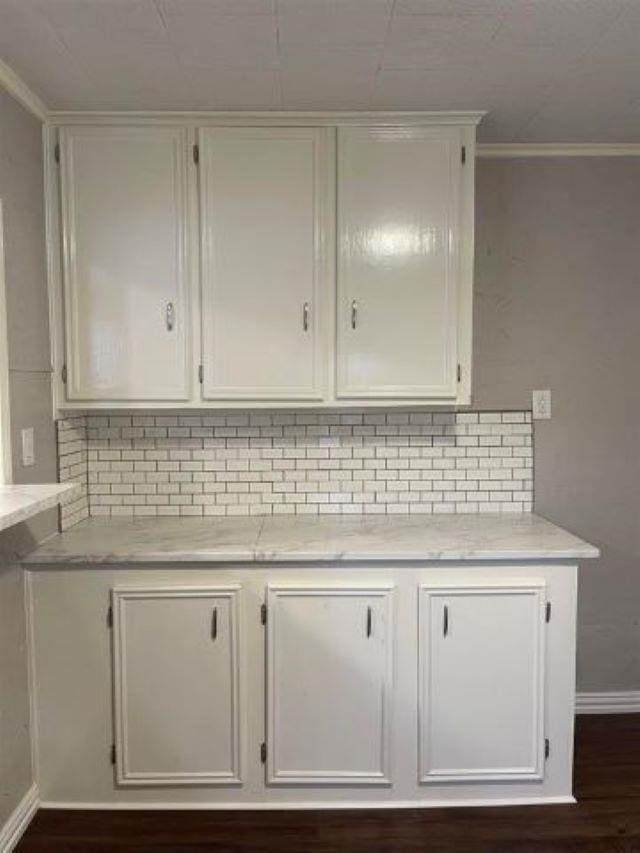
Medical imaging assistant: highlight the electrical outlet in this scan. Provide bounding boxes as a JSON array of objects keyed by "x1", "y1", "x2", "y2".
[
  {"x1": 532, "y1": 390, "x2": 551, "y2": 420},
  {"x1": 21, "y1": 427, "x2": 35, "y2": 467}
]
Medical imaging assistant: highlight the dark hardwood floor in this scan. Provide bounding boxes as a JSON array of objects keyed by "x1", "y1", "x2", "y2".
[{"x1": 17, "y1": 715, "x2": 640, "y2": 852}]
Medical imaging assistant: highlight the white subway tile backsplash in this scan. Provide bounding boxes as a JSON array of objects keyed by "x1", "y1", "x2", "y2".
[{"x1": 55, "y1": 410, "x2": 533, "y2": 525}]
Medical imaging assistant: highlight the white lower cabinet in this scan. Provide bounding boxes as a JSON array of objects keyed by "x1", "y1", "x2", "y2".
[
  {"x1": 266, "y1": 585, "x2": 394, "y2": 785},
  {"x1": 418, "y1": 582, "x2": 547, "y2": 783},
  {"x1": 111, "y1": 586, "x2": 242, "y2": 785},
  {"x1": 31, "y1": 565, "x2": 577, "y2": 806}
]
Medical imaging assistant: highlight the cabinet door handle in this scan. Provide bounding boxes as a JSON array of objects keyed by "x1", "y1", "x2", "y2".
[
  {"x1": 366, "y1": 606, "x2": 372, "y2": 638},
  {"x1": 443, "y1": 604, "x2": 449, "y2": 637},
  {"x1": 166, "y1": 302, "x2": 175, "y2": 331},
  {"x1": 211, "y1": 606, "x2": 218, "y2": 641},
  {"x1": 351, "y1": 300, "x2": 358, "y2": 330},
  {"x1": 303, "y1": 302, "x2": 309, "y2": 332}
]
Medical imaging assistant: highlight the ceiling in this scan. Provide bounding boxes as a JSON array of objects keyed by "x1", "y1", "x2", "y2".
[{"x1": 0, "y1": 0, "x2": 639, "y2": 142}]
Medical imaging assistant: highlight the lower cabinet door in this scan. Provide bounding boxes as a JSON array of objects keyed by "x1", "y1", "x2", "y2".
[
  {"x1": 112, "y1": 586, "x2": 242, "y2": 785},
  {"x1": 266, "y1": 585, "x2": 394, "y2": 785},
  {"x1": 419, "y1": 582, "x2": 547, "y2": 783}
]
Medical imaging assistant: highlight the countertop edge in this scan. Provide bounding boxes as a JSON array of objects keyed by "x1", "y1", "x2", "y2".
[
  {"x1": 23, "y1": 547, "x2": 600, "y2": 566},
  {"x1": 0, "y1": 483, "x2": 79, "y2": 535}
]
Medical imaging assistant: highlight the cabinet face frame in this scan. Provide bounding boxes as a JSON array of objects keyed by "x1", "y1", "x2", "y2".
[
  {"x1": 198, "y1": 126, "x2": 334, "y2": 402},
  {"x1": 111, "y1": 585, "x2": 242, "y2": 786},
  {"x1": 418, "y1": 581, "x2": 547, "y2": 784},
  {"x1": 266, "y1": 584, "x2": 394, "y2": 785}
]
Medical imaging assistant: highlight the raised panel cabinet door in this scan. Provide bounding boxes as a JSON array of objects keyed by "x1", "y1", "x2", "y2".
[
  {"x1": 419, "y1": 583, "x2": 547, "y2": 783},
  {"x1": 199, "y1": 127, "x2": 330, "y2": 400},
  {"x1": 112, "y1": 586, "x2": 242, "y2": 785},
  {"x1": 59, "y1": 126, "x2": 191, "y2": 401},
  {"x1": 267, "y1": 585, "x2": 394, "y2": 784},
  {"x1": 337, "y1": 126, "x2": 462, "y2": 399}
]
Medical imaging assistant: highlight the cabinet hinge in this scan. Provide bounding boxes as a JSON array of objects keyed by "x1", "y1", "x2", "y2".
[
  {"x1": 193, "y1": 143, "x2": 199, "y2": 164},
  {"x1": 107, "y1": 605, "x2": 113, "y2": 629},
  {"x1": 544, "y1": 738, "x2": 550, "y2": 760},
  {"x1": 54, "y1": 143, "x2": 60, "y2": 164},
  {"x1": 457, "y1": 363, "x2": 461, "y2": 383},
  {"x1": 461, "y1": 145, "x2": 466, "y2": 165},
  {"x1": 110, "y1": 744, "x2": 116, "y2": 765},
  {"x1": 61, "y1": 364, "x2": 67, "y2": 384},
  {"x1": 260, "y1": 603, "x2": 267, "y2": 626},
  {"x1": 260, "y1": 742, "x2": 267, "y2": 764},
  {"x1": 198, "y1": 364, "x2": 204, "y2": 384},
  {"x1": 545, "y1": 601, "x2": 551, "y2": 623}
]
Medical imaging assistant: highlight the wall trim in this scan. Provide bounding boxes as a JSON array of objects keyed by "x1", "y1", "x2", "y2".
[
  {"x1": 576, "y1": 690, "x2": 640, "y2": 714},
  {"x1": 477, "y1": 143, "x2": 640, "y2": 158},
  {"x1": 38, "y1": 796, "x2": 576, "y2": 811},
  {"x1": 0, "y1": 784, "x2": 39, "y2": 851},
  {"x1": 0, "y1": 202, "x2": 13, "y2": 483},
  {"x1": 0, "y1": 58, "x2": 47, "y2": 122},
  {"x1": 48, "y1": 110, "x2": 486, "y2": 126}
]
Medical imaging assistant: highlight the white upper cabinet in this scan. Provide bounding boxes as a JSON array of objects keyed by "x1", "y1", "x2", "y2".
[
  {"x1": 59, "y1": 126, "x2": 192, "y2": 401},
  {"x1": 419, "y1": 583, "x2": 547, "y2": 783},
  {"x1": 53, "y1": 116, "x2": 478, "y2": 407},
  {"x1": 336, "y1": 126, "x2": 471, "y2": 401},
  {"x1": 199, "y1": 127, "x2": 331, "y2": 400}
]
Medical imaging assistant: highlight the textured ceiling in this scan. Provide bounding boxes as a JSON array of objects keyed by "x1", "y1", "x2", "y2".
[{"x1": 1, "y1": 0, "x2": 639, "y2": 142}]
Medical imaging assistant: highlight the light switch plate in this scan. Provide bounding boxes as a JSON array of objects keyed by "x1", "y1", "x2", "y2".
[
  {"x1": 21, "y1": 427, "x2": 35, "y2": 467},
  {"x1": 532, "y1": 390, "x2": 551, "y2": 420}
]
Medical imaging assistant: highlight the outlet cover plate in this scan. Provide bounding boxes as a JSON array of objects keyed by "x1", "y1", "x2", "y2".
[{"x1": 532, "y1": 390, "x2": 551, "y2": 420}]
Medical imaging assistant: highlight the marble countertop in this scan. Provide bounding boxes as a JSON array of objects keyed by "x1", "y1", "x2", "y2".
[
  {"x1": 0, "y1": 483, "x2": 79, "y2": 535},
  {"x1": 23, "y1": 513, "x2": 599, "y2": 565}
]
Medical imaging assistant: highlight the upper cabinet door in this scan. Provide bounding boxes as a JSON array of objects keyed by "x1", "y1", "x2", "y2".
[
  {"x1": 199, "y1": 128, "x2": 331, "y2": 400},
  {"x1": 337, "y1": 126, "x2": 465, "y2": 400},
  {"x1": 59, "y1": 126, "x2": 191, "y2": 401}
]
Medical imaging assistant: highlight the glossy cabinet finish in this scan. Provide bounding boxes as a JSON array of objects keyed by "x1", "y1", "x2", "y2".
[
  {"x1": 199, "y1": 128, "x2": 330, "y2": 400},
  {"x1": 266, "y1": 585, "x2": 394, "y2": 784},
  {"x1": 59, "y1": 126, "x2": 191, "y2": 401},
  {"x1": 419, "y1": 583, "x2": 547, "y2": 783},
  {"x1": 337, "y1": 127, "x2": 462, "y2": 399},
  {"x1": 111, "y1": 586, "x2": 242, "y2": 785},
  {"x1": 52, "y1": 117, "x2": 477, "y2": 407}
]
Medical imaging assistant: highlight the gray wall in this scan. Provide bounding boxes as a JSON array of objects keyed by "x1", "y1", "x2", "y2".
[
  {"x1": 0, "y1": 86, "x2": 54, "y2": 827},
  {"x1": 474, "y1": 157, "x2": 640, "y2": 691}
]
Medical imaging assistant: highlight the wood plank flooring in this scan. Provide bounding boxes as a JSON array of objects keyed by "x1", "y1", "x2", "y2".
[{"x1": 17, "y1": 715, "x2": 640, "y2": 852}]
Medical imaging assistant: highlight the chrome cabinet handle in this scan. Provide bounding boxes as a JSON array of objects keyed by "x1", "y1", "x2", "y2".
[
  {"x1": 351, "y1": 300, "x2": 358, "y2": 330},
  {"x1": 303, "y1": 302, "x2": 309, "y2": 332},
  {"x1": 166, "y1": 302, "x2": 175, "y2": 331},
  {"x1": 211, "y1": 607, "x2": 218, "y2": 641},
  {"x1": 443, "y1": 604, "x2": 449, "y2": 637},
  {"x1": 366, "y1": 606, "x2": 372, "y2": 638}
]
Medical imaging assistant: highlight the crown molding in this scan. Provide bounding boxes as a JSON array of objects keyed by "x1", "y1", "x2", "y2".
[
  {"x1": 0, "y1": 57, "x2": 47, "y2": 122},
  {"x1": 478, "y1": 143, "x2": 640, "y2": 157}
]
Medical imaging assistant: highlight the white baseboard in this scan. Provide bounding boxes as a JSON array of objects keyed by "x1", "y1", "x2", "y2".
[
  {"x1": 0, "y1": 784, "x2": 39, "y2": 852},
  {"x1": 576, "y1": 690, "x2": 640, "y2": 714}
]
